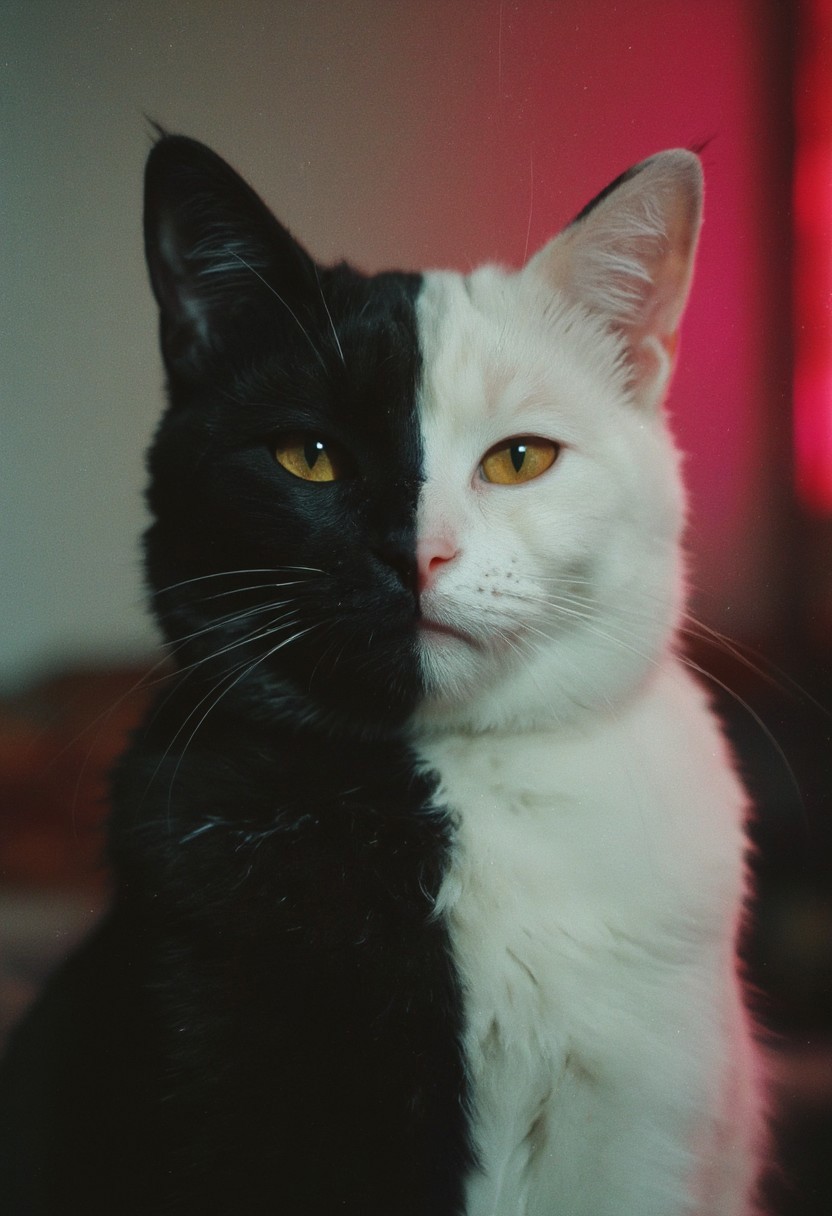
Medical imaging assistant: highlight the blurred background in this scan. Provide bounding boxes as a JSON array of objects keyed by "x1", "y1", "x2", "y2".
[{"x1": 1, "y1": 0, "x2": 830, "y2": 1209}]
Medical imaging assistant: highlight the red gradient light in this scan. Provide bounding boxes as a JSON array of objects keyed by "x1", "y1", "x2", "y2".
[{"x1": 794, "y1": 0, "x2": 832, "y2": 514}]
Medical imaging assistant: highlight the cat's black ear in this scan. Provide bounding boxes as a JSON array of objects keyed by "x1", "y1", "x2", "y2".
[
  {"x1": 525, "y1": 150, "x2": 703, "y2": 411},
  {"x1": 144, "y1": 135, "x2": 317, "y2": 381}
]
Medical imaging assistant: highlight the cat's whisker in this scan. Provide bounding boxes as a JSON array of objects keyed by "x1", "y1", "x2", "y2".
[
  {"x1": 680, "y1": 614, "x2": 832, "y2": 720},
  {"x1": 177, "y1": 610, "x2": 302, "y2": 670},
  {"x1": 314, "y1": 263, "x2": 346, "y2": 367},
  {"x1": 493, "y1": 591, "x2": 599, "y2": 631},
  {"x1": 163, "y1": 599, "x2": 294, "y2": 642},
  {"x1": 480, "y1": 580, "x2": 674, "y2": 658},
  {"x1": 495, "y1": 626, "x2": 553, "y2": 701},
  {"x1": 106, "y1": 603, "x2": 295, "y2": 717},
  {"x1": 680, "y1": 655, "x2": 808, "y2": 831},
  {"x1": 192, "y1": 579, "x2": 318, "y2": 603},
  {"x1": 523, "y1": 591, "x2": 675, "y2": 639},
  {"x1": 521, "y1": 615, "x2": 660, "y2": 673},
  {"x1": 159, "y1": 666, "x2": 262, "y2": 814},
  {"x1": 496, "y1": 624, "x2": 594, "y2": 726},
  {"x1": 307, "y1": 622, "x2": 349, "y2": 689},
  {"x1": 141, "y1": 607, "x2": 298, "y2": 693},
  {"x1": 502, "y1": 582, "x2": 680, "y2": 631},
  {"x1": 150, "y1": 608, "x2": 304, "y2": 722},
  {"x1": 137, "y1": 616, "x2": 304, "y2": 737},
  {"x1": 148, "y1": 620, "x2": 321, "y2": 809},
  {"x1": 523, "y1": 579, "x2": 830, "y2": 724},
  {"x1": 522, "y1": 143, "x2": 535, "y2": 265},
  {"x1": 502, "y1": 588, "x2": 597, "y2": 614},
  {"x1": 60, "y1": 646, "x2": 194, "y2": 835},
  {"x1": 353, "y1": 295, "x2": 374, "y2": 325},
  {"x1": 43, "y1": 648, "x2": 177, "y2": 775},
  {"x1": 526, "y1": 573, "x2": 596, "y2": 584},
  {"x1": 226, "y1": 249, "x2": 328, "y2": 371},
  {"x1": 153, "y1": 568, "x2": 280, "y2": 596},
  {"x1": 59, "y1": 602, "x2": 310, "y2": 829},
  {"x1": 510, "y1": 603, "x2": 811, "y2": 821},
  {"x1": 153, "y1": 566, "x2": 323, "y2": 598}
]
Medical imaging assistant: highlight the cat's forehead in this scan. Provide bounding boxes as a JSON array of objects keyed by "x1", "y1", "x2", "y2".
[{"x1": 414, "y1": 267, "x2": 624, "y2": 448}]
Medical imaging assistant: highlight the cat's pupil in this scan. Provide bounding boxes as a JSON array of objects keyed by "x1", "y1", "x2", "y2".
[
  {"x1": 304, "y1": 439, "x2": 325, "y2": 469},
  {"x1": 510, "y1": 444, "x2": 527, "y2": 473}
]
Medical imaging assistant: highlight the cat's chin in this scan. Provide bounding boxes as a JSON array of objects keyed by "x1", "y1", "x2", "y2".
[{"x1": 414, "y1": 628, "x2": 522, "y2": 730}]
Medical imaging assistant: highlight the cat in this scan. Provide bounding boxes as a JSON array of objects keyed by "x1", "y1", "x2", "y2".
[{"x1": 0, "y1": 134, "x2": 768, "y2": 1215}]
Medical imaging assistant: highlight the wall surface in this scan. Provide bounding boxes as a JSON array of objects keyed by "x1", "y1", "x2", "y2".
[{"x1": 1, "y1": 0, "x2": 793, "y2": 689}]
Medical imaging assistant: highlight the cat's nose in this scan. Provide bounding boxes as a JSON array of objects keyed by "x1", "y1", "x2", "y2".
[{"x1": 416, "y1": 535, "x2": 459, "y2": 595}]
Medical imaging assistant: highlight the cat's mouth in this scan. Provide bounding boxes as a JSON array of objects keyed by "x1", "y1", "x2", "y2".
[{"x1": 417, "y1": 615, "x2": 477, "y2": 646}]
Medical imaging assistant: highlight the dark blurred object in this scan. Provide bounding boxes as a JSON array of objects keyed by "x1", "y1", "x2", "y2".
[
  {"x1": 0, "y1": 661, "x2": 161, "y2": 1044},
  {"x1": 0, "y1": 663, "x2": 159, "y2": 891},
  {"x1": 694, "y1": 637, "x2": 832, "y2": 1216}
]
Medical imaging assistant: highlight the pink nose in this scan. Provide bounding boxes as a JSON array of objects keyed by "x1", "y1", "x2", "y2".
[{"x1": 417, "y1": 536, "x2": 458, "y2": 594}]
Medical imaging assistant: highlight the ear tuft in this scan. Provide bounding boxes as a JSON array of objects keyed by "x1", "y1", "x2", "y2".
[{"x1": 526, "y1": 150, "x2": 703, "y2": 410}]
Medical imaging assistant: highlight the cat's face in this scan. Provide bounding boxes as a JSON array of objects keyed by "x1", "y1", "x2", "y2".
[
  {"x1": 143, "y1": 137, "x2": 700, "y2": 737},
  {"x1": 412, "y1": 266, "x2": 687, "y2": 734}
]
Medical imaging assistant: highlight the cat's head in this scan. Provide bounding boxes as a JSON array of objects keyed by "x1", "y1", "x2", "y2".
[{"x1": 143, "y1": 135, "x2": 701, "y2": 737}]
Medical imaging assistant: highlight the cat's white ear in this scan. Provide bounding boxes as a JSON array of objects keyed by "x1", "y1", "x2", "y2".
[{"x1": 526, "y1": 150, "x2": 703, "y2": 411}]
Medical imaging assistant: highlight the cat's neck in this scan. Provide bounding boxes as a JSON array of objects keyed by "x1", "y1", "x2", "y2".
[{"x1": 411, "y1": 634, "x2": 685, "y2": 740}]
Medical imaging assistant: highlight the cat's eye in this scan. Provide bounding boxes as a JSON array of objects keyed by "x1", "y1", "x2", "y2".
[
  {"x1": 479, "y1": 437, "x2": 560, "y2": 485},
  {"x1": 274, "y1": 434, "x2": 347, "y2": 483}
]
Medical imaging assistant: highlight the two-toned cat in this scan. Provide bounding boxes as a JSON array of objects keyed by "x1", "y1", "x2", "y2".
[{"x1": 0, "y1": 134, "x2": 767, "y2": 1214}]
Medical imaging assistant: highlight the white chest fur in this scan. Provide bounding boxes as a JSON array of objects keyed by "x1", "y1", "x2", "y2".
[{"x1": 414, "y1": 663, "x2": 761, "y2": 1216}]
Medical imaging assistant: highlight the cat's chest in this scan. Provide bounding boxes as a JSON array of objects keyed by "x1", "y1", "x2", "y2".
[
  {"x1": 420, "y1": 716, "x2": 685, "y2": 1052},
  {"x1": 418, "y1": 672, "x2": 743, "y2": 1011},
  {"x1": 413, "y1": 675, "x2": 746, "y2": 1212}
]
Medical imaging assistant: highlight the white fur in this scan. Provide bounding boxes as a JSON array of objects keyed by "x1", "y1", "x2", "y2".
[
  {"x1": 418, "y1": 671, "x2": 762, "y2": 1215},
  {"x1": 412, "y1": 266, "x2": 684, "y2": 737},
  {"x1": 408, "y1": 159, "x2": 766, "y2": 1215}
]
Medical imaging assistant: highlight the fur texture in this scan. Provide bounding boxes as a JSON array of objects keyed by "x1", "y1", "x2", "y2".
[{"x1": 0, "y1": 136, "x2": 766, "y2": 1215}]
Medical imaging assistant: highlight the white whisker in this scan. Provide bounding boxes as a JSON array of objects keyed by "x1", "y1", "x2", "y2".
[
  {"x1": 194, "y1": 579, "x2": 315, "y2": 603},
  {"x1": 153, "y1": 566, "x2": 323, "y2": 598},
  {"x1": 165, "y1": 600, "x2": 293, "y2": 644},
  {"x1": 228, "y1": 250, "x2": 327, "y2": 371},
  {"x1": 147, "y1": 620, "x2": 321, "y2": 811},
  {"x1": 180, "y1": 611, "x2": 302, "y2": 670},
  {"x1": 314, "y1": 264, "x2": 346, "y2": 367}
]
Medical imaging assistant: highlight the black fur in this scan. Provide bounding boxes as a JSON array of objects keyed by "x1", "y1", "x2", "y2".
[{"x1": 0, "y1": 136, "x2": 472, "y2": 1214}]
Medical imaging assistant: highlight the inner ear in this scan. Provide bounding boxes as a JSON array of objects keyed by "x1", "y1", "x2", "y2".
[{"x1": 525, "y1": 150, "x2": 703, "y2": 411}]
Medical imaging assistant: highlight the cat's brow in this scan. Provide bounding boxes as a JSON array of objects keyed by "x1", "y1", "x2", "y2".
[
  {"x1": 228, "y1": 250, "x2": 328, "y2": 371},
  {"x1": 314, "y1": 264, "x2": 346, "y2": 367}
]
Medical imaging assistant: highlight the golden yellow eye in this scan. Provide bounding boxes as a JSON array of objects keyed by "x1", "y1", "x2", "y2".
[
  {"x1": 480, "y1": 437, "x2": 560, "y2": 485},
  {"x1": 274, "y1": 434, "x2": 346, "y2": 483}
]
